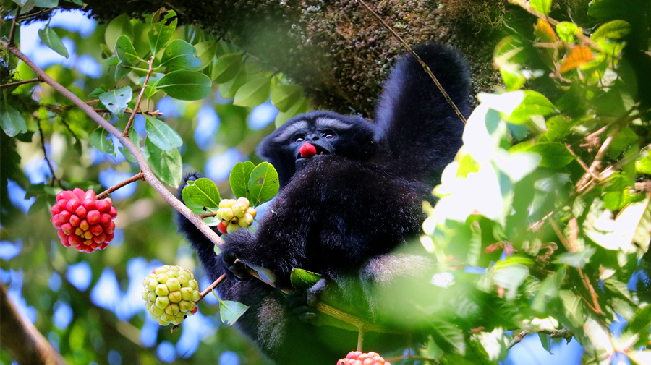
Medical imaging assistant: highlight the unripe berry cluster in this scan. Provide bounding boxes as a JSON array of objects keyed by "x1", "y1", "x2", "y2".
[
  {"x1": 216, "y1": 197, "x2": 257, "y2": 234},
  {"x1": 337, "y1": 352, "x2": 391, "y2": 365},
  {"x1": 50, "y1": 188, "x2": 117, "y2": 252},
  {"x1": 142, "y1": 265, "x2": 200, "y2": 325}
]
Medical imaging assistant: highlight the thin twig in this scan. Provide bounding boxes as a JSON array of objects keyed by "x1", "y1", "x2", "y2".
[
  {"x1": 96, "y1": 172, "x2": 145, "y2": 200},
  {"x1": 0, "y1": 40, "x2": 224, "y2": 249},
  {"x1": 59, "y1": 118, "x2": 80, "y2": 141},
  {"x1": 36, "y1": 119, "x2": 57, "y2": 186},
  {"x1": 198, "y1": 274, "x2": 226, "y2": 301},
  {"x1": 565, "y1": 144, "x2": 600, "y2": 180},
  {"x1": 16, "y1": 7, "x2": 57, "y2": 21},
  {"x1": 124, "y1": 56, "x2": 155, "y2": 138},
  {"x1": 46, "y1": 104, "x2": 162, "y2": 116},
  {"x1": 507, "y1": 329, "x2": 574, "y2": 350},
  {"x1": 199, "y1": 211, "x2": 218, "y2": 218},
  {"x1": 0, "y1": 77, "x2": 43, "y2": 90},
  {"x1": 8, "y1": 6, "x2": 21, "y2": 46},
  {"x1": 357, "y1": 0, "x2": 467, "y2": 124},
  {"x1": 549, "y1": 217, "x2": 572, "y2": 252},
  {"x1": 578, "y1": 268, "x2": 603, "y2": 315}
]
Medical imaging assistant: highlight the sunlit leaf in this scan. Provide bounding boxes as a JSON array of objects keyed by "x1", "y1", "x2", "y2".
[
  {"x1": 591, "y1": 20, "x2": 630, "y2": 41},
  {"x1": 555, "y1": 22, "x2": 579, "y2": 43},
  {"x1": 148, "y1": 10, "x2": 177, "y2": 55},
  {"x1": 213, "y1": 53, "x2": 243, "y2": 83},
  {"x1": 271, "y1": 85, "x2": 303, "y2": 112},
  {"x1": 530, "y1": 0, "x2": 551, "y2": 15},
  {"x1": 182, "y1": 177, "x2": 221, "y2": 210},
  {"x1": 114, "y1": 35, "x2": 140, "y2": 66},
  {"x1": 290, "y1": 268, "x2": 322, "y2": 290},
  {"x1": 560, "y1": 45, "x2": 594, "y2": 74},
  {"x1": 145, "y1": 139, "x2": 182, "y2": 187},
  {"x1": 194, "y1": 41, "x2": 217, "y2": 70},
  {"x1": 275, "y1": 97, "x2": 308, "y2": 127},
  {"x1": 89, "y1": 127, "x2": 114, "y2": 155},
  {"x1": 553, "y1": 246, "x2": 595, "y2": 268}
]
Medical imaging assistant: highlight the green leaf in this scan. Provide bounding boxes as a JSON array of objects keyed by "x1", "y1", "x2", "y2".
[
  {"x1": 181, "y1": 179, "x2": 219, "y2": 226},
  {"x1": 493, "y1": 36, "x2": 527, "y2": 91},
  {"x1": 636, "y1": 151, "x2": 651, "y2": 174},
  {"x1": 514, "y1": 142, "x2": 575, "y2": 169},
  {"x1": 99, "y1": 86, "x2": 132, "y2": 116},
  {"x1": 213, "y1": 53, "x2": 242, "y2": 83},
  {"x1": 0, "y1": 101, "x2": 27, "y2": 137},
  {"x1": 160, "y1": 39, "x2": 202, "y2": 71},
  {"x1": 229, "y1": 161, "x2": 256, "y2": 199},
  {"x1": 105, "y1": 14, "x2": 132, "y2": 52},
  {"x1": 114, "y1": 35, "x2": 140, "y2": 66},
  {"x1": 218, "y1": 298, "x2": 249, "y2": 326},
  {"x1": 233, "y1": 77, "x2": 271, "y2": 107},
  {"x1": 608, "y1": 127, "x2": 638, "y2": 159},
  {"x1": 275, "y1": 97, "x2": 308, "y2": 127},
  {"x1": 181, "y1": 177, "x2": 221, "y2": 210},
  {"x1": 89, "y1": 127, "x2": 114, "y2": 155},
  {"x1": 194, "y1": 41, "x2": 217, "y2": 70},
  {"x1": 155, "y1": 70, "x2": 212, "y2": 101},
  {"x1": 556, "y1": 22, "x2": 579, "y2": 43},
  {"x1": 290, "y1": 268, "x2": 323, "y2": 290},
  {"x1": 148, "y1": 10, "x2": 177, "y2": 55},
  {"x1": 144, "y1": 115, "x2": 182, "y2": 150},
  {"x1": 491, "y1": 262, "x2": 529, "y2": 300},
  {"x1": 588, "y1": 0, "x2": 630, "y2": 19},
  {"x1": 602, "y1": 173, "x2": 631, "y2": 210},
  {"x1": 553, "y1": 246, "x2": 596, "y2": 268},
  {"x1": 35, "y1": 0, "x2": 58, "y2": 6},
  {"x1": 508, "y1": 91, "x2": 556, "y2": 124},
  {"x1": 247, "y1": 162, "x2": 279, "y2": 206},
  {"x1": 529, "y1": 0, "x2": 551, "y2": 15},
  {"x1": 591, "y1": 20, "x2": 630, "y2": 41},
  {"x1": 145, "y1": 139, "x2": 182, "y2": 187},
  {"x1": 38, "y1": 26, "x2": 69, "y2": 58},
  {"x1": 429, "y1": 319, "x2": 466, "y2": 355},
  {"x1": 559, "y1": 289, "x2": 584, "y2": 328},
  {"x1": 543, "y1": 115, "x2": 572, "y2": 141},
  {"x1": 119, "y1": 127, "x2": 141, "y2": 164},
  {"x1": 271, "y1": 85, "x2": 304, "y2": 112}
]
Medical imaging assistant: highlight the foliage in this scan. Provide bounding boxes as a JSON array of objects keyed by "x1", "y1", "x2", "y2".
[{"x1": 1, "y1": 0, "x2": 651, "y2": 364}]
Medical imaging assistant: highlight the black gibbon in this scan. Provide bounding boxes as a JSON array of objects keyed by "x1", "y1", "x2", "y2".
[{"x1": 176, "y1": 43, "x2": 471, "y2": 365}]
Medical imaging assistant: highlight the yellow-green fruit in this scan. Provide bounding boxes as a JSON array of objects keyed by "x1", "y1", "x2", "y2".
[
  {"x1": 142, "y1": 265, "x2": 200, "y2": 325},
  {"x1": 231, "y1": 202, "x2": 247, "y2": 217},
  {"x1": 218, "y1": 199, "x2": 236, "y2": 208},
  {"x1": 226, "y1": 223, "x2": 241, "y2": 234}
]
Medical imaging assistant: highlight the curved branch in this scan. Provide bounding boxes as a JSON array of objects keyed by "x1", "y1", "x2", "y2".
[
  {"x1": 0, "y1": 285, "x2": 67, "y2": 365},
  {"x1": 0, "y1": 40, "x2": 223, "y2": 249}
]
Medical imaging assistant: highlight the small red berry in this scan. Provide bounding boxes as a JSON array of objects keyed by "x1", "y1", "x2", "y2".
[
  {"x1": 217, "y1": 221, "x2": 227, "y2": 234},
  {"x1": 51, "y1": 189, "x2": 118, "y2": 253},
  {"x1": 299, "y1": 142, "x2": 317, "y2": 158}
]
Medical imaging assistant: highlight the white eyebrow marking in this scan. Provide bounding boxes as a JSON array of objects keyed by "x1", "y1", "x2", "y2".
[
  {"x1": 316, "y1": 118, "x2": 353, "y2": 130},
  {"x1": 273, "y1": 121, "x2": 308, "y2": 142}
]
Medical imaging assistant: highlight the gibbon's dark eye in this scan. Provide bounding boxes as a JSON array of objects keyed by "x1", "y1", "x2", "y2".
[
  {"x1": 295, "y1": 136, "x2": 305, "y2": 143},
  {"x1": 322, "y1": 130, "x2": 335, "y2": 139}
]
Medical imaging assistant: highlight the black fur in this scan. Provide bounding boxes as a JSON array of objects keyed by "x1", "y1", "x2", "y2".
[{"x1": 176, "y1": 43, "x2": 471, "y2": 364}]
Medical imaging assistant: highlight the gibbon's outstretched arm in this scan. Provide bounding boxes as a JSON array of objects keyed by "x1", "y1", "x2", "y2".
[{"x1": 374, "y1": 43, "x2": 471, "y2": 184}]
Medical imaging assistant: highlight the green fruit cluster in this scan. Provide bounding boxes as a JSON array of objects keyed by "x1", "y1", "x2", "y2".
[
  {"x1": 216, "y1": 197, "x2": 257, "y2": 234},
  {"x1": 142, "y1": 265, "x2": 200, "y2": 325}
]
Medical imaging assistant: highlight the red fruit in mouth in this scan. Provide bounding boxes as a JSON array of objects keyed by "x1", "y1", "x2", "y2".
[{"x1": 299, "y1": 142, "x2": 317, "y2": 158}]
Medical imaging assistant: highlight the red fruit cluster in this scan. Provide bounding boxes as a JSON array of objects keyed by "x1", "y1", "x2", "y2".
[
  {"x1": 50, "y1": 188, "x2": 117, "y2": 252},
  {"x1": 337, "y1": 352, "x2": 390, "y2": 365}
]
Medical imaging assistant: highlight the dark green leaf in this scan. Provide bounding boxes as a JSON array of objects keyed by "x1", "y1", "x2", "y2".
[
  {"x1": 99, "y1": 86, "x2": 132, "y2": 116},
  {"x1": 588, "y1": 0, "x2": 631, "y2": 19},
  {"x1": 0, "y1": 101, "x2": 27, "y2": 137},
  {"x1": 38, "y1": 26, "x2": 69, "y2": 58},
  {"x1": 89, "y1": 127, "x2": 114, "y2": 155},
  {"x1": 247, "y1": 162, "x2": 279, "y2": 206},
  {"x1": 160, "y1": 39, "x2": 202, "y2": 71},
  {"x1": 625, "y1": 305, "x2": 651, "y2": 337},
  {"x1": 144, "y1": 115, "x2": 182, "y2": 150},
  {"x1": 114, "y1": 35, "x2": 140, "y2": 66},
  {"x1": 218, "y1": 298, "x2": 248, "y2": 326},
  {"x1": 608, "y1": 127, "x2": 638, "y2": 159},
  {"x1": 213, "y1": 53, "x2": 242, "y2": 83},
  {"x1": 145, "y1": 139, "x2": 182, "y2": 187},
  {"x1": 233, "y1": 77, "x2": 271, "y2": 107},
  {"x1": 290, "y1": 268, "x2": 323, "y2": 290},
  {"x1": 155, "y1": 70, "x2": 212, "y2": 101},
  {"x1": 275, "y1": 97, "x2": 308, "y2": 127},
  {"x1": 35, "y1": 0, "x2": 58, "y2": 6},
  {"x1": 148, "y1": 10, "x2": 177, "y2": 55},
  {"x1": 229, "y1": 161, "x2": 255, "y2": 199}
]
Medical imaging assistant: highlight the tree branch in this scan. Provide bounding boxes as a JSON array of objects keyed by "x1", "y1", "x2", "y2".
[
  {"x1": 0, "y1": 40, "x2": 224, "y2": 249},
  {"x1": 0, "y1": 285, "x2": 67, "y2": 365}
]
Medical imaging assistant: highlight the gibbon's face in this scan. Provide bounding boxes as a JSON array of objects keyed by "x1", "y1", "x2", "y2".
[{"x1": 272, "y1": 115, "x2": 358, "y2": 171}]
